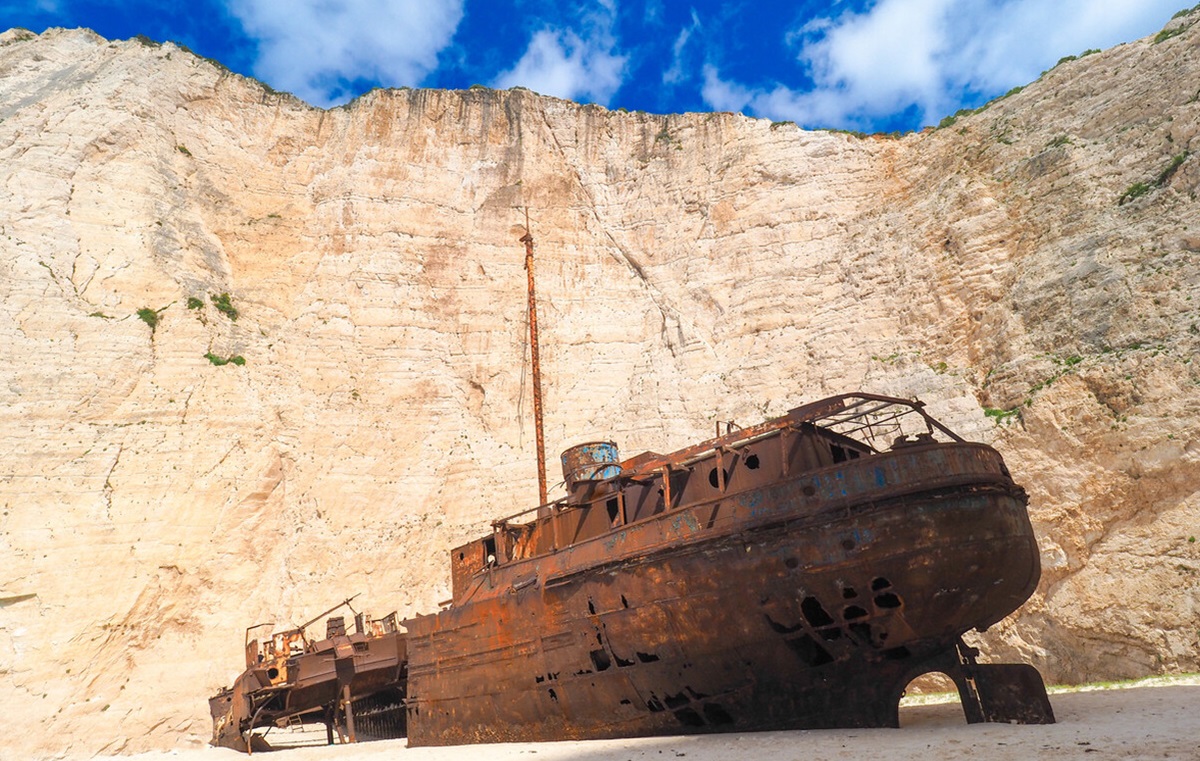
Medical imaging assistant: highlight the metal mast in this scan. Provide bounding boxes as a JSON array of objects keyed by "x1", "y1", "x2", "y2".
[{"x1": 520, "y1": 208, "x2": 548, "y2": 507}]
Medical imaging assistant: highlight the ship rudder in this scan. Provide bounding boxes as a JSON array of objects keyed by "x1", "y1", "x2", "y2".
[
  {"x1": 893, "y1": 639, "x2": 1055, "y2": 727},
  {"x1": 957, "y1": 663, "x2": 1056, "y2": 725}
]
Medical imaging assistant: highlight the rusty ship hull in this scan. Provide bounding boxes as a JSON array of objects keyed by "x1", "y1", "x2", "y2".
[
  {"x1": 403, "y1": 395, "x2": 1052, "y2": 745},
  {"x1": 210, "y1": 393, "x2": 1053, "y2": 751}
]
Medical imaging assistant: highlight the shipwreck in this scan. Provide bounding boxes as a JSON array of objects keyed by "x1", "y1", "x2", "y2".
[
  {"x1": 210, "y1": 392, "x2": 1055, "y2": 749},
  {"x1": 210, "y1": 223, "x2": 1054, "y2": 751}
]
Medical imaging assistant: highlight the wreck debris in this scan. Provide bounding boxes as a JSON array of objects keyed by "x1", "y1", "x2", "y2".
[{"x1": 208, "y1": 597, "x2": 407, "y2": 752}]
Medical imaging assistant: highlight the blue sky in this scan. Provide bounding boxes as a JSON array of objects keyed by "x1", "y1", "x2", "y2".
[{"x1": 3, "y1": 1, "x2": 1189, "y2": 132}]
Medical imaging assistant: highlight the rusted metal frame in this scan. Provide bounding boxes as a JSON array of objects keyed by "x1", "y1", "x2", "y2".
[
  {"x1": 822, "y1": 409, "x2": 943, "y2": 452},
  {"x1": 675, "y1": 427, "x2": 783, "y2": 470},
  {"x1": 788, "y1": 394, "x2": 926, "y2": 436},
  {"x1": 492, "y1": 522, "x2": 509, "y2": 564},
  {"x1": 716, "y1": 420, "x2": 742, "y2": 437},
  {"x1": 296, "y1": 596, "x2": 360, "y2": 635},
  {"x1": 910, "y1": 405, "x2": 964, "y2": 442},
  {"x1": 715, "y1": 447, "x2": 727, "y2": 492},
  {"x1": 244, "y1": 703, "x2": 270, "y2": 755},
  {"x1": 341, "y1": 684, "x2": 357, "y2": 743},
  {"x1": 492, "y1": 497, "x2": 568, "y2": 530},
  {"x1": 786, "y1": 392, "x2": 909, "y2": 422},
  {"x1": 809, "y1": 394, "x2": 964, "y2": 444},
  {"x1": 511, "y1": 575, "x2": 537, "y2": 592},
  {"x1": 780, "y1": 426, "x2": 792, "y2": 477},
  {"x1": 244, "y1": 622, "x2": 274, "y2": 656},
  {"x1": 660, "y1": 464, "x2": 672, "y2": 509},
  {"x1": 817, "y1": 399, "x2": 908, "y2": 437},
  {"x1": 631, "y1": 416, "x2": 801, "y2": 475},
  {"x1": 830, "y1": 412, "x2": 912, "y2": 446}
]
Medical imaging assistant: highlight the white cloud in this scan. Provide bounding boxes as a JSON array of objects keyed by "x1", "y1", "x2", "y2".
[
  {"x1": 704, "y1": 0, "x2": 1185, "y2": 129},
  {"x1": 663, "y1": 11, "x2": 701, "y2": 85},
  {"x1": 643, "y1": 0, "x2": 664, "y2": 26},
  {"x1": 225, "y1": 0, "x2": 464, "y2": 107},
  {"x1": 700, "y1": 64, "x2": 751, "y2": 112},
  {"x1": 493, "y1": 6, "x2": 627, "y2": 105}
]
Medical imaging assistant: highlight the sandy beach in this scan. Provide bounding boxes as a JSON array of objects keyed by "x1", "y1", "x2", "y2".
[{"x1": 113, "y1": 679, "x2": 1199, "y2": 761}]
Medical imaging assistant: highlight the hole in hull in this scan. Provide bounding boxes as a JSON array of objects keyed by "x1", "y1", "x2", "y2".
[
  {"x1": 875, "y1": 592, "x2": 902, "y2": 609},
  {"x1": 801, "y1": 596, "x2": 834, "y2": 627},
  {"x1": 848, "y1": 622, "x2": 872, "y2": 643},
  {"x1": 673, "y1": 707, "x2": 705, "y2": 727},
  {"x1": 786, "y1": 634, "x2": 834, "y2": 667},
  {"x1": 664, "y1": 693, "x2": 689, "y2": 710},
  {"x1": 704, "y1": 703, "x2": 734, "y2": 725}
]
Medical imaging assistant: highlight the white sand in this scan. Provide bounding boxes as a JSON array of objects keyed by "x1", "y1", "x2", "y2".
[{"x1": 115, "y1": 681, "x2": 1199, "y2": 761}]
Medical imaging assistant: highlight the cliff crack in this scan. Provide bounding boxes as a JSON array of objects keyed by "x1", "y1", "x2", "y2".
[
  {"x1": 534, "y1": 108, "x2": 710, "y2": 359},
  {"x1": 101, "y1": 444, "x2": 123, "y2": 520}
]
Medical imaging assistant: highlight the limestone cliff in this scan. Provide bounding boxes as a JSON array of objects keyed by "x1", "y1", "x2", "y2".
[{"x1": 0, "y1": 15, "x2": 1198, "y2": 758}]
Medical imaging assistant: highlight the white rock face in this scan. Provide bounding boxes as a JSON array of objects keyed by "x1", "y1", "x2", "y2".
[{"x1": 0, "y1": 18, "x2": 1198, "y2": 757}]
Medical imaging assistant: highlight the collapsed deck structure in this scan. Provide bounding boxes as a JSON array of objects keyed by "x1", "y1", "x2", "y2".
[
  {"x1": 210, "y1": 392, "x2": 1054, "y2": 751},
  {"x1": 208, "y1": 600, "x2": 407, "y2": 752}
]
